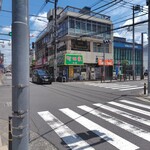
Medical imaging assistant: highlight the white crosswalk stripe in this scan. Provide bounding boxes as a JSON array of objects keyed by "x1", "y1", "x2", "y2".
[
  {"x1": 37, "y1": 99, "x2": 150, "y2": 150},
  {"x1": 79, "y1": 105, "x2": 150, "y2": 142},
  {"x1": 108, "y1": 101, "x2": 150, "y2": 116},
  {"x1": 93, "y1": 103, "x2": 150, "y2": 126},
  {"x1": 60, "y1": 108, "x2": 139, "y2": 150},
  {"x1": 83, "y1": 82, "x2": 143, "y2": 91},
  {"x1": 38, "y1": 111, "x2": 95, "y2": 150},
  {"x1": 120, "y1": 100, "x2": 150, "y2": 109}
]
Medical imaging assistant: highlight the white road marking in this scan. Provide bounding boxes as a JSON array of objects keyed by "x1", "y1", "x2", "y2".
[
  {"x1": 120, "y1": 100, "x2": 150, "y2": 110},
  {"x1": 38, "y1": 111, "x2": 95, "y2": 150},
  {"x1": 119, "y1": 87, "x2": 143, "y2": 91},
  {"x1": 93, "y1": 103, "x2": 150, "y2": 126},
  {"x1": 60, "y1": 108, "x2": 139, "y2": 150},
  {"x1": 84, "y1": 83, "x2": 142, "y2": 91},
  {"x1": 79, "y1": 105, "x2": 150, "y2": 142},
  {"x1": 108, "y1": 101, "x2": 150, "y2": 116}
]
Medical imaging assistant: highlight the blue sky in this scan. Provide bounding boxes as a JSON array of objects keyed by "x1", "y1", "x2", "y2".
[{"x1": 0, "y1": 0, "x2": 148, "y2": 66}]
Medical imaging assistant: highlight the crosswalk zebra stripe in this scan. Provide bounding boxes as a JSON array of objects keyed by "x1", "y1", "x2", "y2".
[
  {"x1": 105, "y1": 85, "x2": 137, "y2": 89},
  {"x1": 38, "y1": 111, "x2": 95, "y2": 150},
  {"x1": 93, "y1": 103, "x2": 150, "y2": 126},
  {"x1": 84, "y1": 83, "x2": 142, "y2": 91},
  {"x1": 110, "y1": 86, "x2": 138, "y2": 89},
  {"x1": 60, "y1": 108, "x2": 139, "y2": 150},
  {"x1": 120, "y1": 100, "x2": 150, "y2": 110},
  {"x1": 79, "y1": 105, "x2": 150, "y2": 142},
  {"x1": 119, "y1": 87, "x2": 143, "y2": 91},
  {"x1": 108, "y1": 101, "x2": 150, "y2": 116}
]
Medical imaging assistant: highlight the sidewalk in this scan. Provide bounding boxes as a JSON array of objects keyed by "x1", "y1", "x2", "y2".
[
  {"x1": 0, "y1": 118, "x2": 57, "y2": 150},
  {"x1": 0, "y1": 79, "x2": 57, "y2": 150}
]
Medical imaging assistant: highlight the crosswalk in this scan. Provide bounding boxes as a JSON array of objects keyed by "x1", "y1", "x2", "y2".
[
  {"x1": 38, "y1": 99, "x2": 150, "y2": 150},
  {"x1": 83, "y1": 82, "x2": 143, "y2": 91}
]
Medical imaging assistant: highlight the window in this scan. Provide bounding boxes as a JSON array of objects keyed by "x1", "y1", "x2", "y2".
[
  {"x1": 81, "y1": 21, "x2": 86, "y2": 33},
  {"x1": 76, "y1": 20, "x2": 80, "y2": 29},
  {"x1": 87, "y1": 22, "x2": 91, "y2": 32},
  {"x1": 92, "y1": 24, "x2": 96, "y2": 33},
  {"x1": 69, "y1": 18, "x2": 75, "y2": 28}
]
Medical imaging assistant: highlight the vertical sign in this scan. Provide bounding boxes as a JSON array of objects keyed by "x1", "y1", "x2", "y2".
[{"x1": 69, "y1": 66, "x2": 74, "y2": 78}]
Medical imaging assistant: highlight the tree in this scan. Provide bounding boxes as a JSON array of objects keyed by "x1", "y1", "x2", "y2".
[{"x1": 121, "y1": 59, "x2": 129, "y2": 80}]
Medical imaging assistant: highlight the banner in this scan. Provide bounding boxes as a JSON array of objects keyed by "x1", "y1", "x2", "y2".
[{"x1": 98, "y1": 59, "x2": 113, "y2": 66}]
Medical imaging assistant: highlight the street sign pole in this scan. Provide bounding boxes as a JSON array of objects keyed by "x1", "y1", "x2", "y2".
[
  {"x1": 148, "y1": 0, "x2": 150, "y2": 95},
  {"x1": 12, "y1": 0, "x2": 29, "y2": 150}
]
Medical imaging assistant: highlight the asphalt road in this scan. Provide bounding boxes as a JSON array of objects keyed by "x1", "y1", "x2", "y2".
[
  {"x1": 1, "y1": 78, "x2": 150, "y2": 150},
  {"x1": 29, "y1": 79, "x2": 150, "y2": 150}
]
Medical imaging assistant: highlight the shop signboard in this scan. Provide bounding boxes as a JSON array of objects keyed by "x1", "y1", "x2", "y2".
[
  {"x1": 69, "y1": 66, "x2": 74, "y2": 78},
  {"x1": 65, "y1": 54, "x2": 83, "y2": 65},
  {"x1": 98, "y1": 59, "x2": 113, "y2": 66}
]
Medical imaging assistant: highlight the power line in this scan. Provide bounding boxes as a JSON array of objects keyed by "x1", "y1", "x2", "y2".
[
  {"x1": 90, "y1": 0, "x2": 105, "y2": 8},
  {"x1": 113, "y1": 12, "x2": 148, "y2": 25},
  {"x1": 77, "y1": 0, "x2": 118, "y2": 18},
  {"x1": 86, "y1": 0, "x2": 122, "y2": 20},
  {"x1": 0, "y1": 9, "x2": 47, "y2": 18}
]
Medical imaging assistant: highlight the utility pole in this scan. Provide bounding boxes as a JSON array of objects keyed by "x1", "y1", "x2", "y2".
[
  {"x1": 147, "y1": 0, "x2": 150, "y2": 95},
  {"x1": 12, "y1": 0, "x2": 29, "y2": 150},
  {"x1": 54, "y1": 0, "x2": 58, "y2": 82},
  {"x1": 132, "y1": 6, "x2": 135, "y2": 80},
  {"x1": 103, "y1": 41, "x2": 106, "y2": 82},
  {"x1": 132, "y1": 5, "x2": 141, "y2": 80},
  {"x1": 141, "y1": 32, "x2": 144, "y2": 79}
]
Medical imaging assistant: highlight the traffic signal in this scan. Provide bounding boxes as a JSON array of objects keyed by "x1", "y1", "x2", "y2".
[
  {"x1": 32, "y1": 42, "x2": 34, "y2": 49},
  {"x1": 103, "y1": 40, "x2": 111, "y2": 43},
  {"x1": 96, "y1": 56, "x2": 98, "y2": 63},
  {"x1": 8, "y1": 32, "x2": 12, "y2": 36}
]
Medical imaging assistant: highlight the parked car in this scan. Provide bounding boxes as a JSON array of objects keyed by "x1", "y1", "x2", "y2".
[
  {"x1": 144, "y1": 69, "x2": 148, "y2": 76},
  {"x1": 32, "y1": 69, "x2": 52, "y2": 84}
]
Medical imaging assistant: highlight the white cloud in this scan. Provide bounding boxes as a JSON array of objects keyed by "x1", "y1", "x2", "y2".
[
  {"x1": 30, "y1": 12, "x2": 48, "y2": 38},
  {"x1": 1, "y1": 26, "x2": 11, "y2": 33}
]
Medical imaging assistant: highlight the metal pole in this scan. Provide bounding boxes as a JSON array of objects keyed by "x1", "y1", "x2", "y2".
[
  {"x1": 54, "y1": 0, "x2": 58, "y2": 82},
  {"x1": 141, "y1": 33, "x2": 144, "y2": 79},
  {"x1": 12, "y1": 0, "x2": 29, "y2": 150},
  {"x1": 103, "y1": 42, "x2": 105, "y2": 82},
  {"x1": 148, "y1": 1, "x2": 150, "y2": 95},
  {"x1": 132, "y1": 6, "x2": 135, "y2": 80},
  {"x1": 8, "y1": 116, "x2": 12, "y2": 150}
]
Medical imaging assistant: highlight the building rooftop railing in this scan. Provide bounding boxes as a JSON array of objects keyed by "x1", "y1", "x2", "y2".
[{"x1": 58, "y1": 6, "x2": 111, "y2": 21}]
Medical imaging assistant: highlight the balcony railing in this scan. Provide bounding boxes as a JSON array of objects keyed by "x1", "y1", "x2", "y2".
[{"x1": 58, "y1": 6, "x2": 111, "y2": 21}]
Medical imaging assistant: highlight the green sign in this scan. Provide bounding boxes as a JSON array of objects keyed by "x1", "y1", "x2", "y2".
[{"x1": 65, "y1": 54, "x2": 83, "y2": 65}]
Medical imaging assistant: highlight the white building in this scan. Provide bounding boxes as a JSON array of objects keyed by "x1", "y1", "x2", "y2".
[{"x1": 35, "y1": 6, "x2": 113, "y2": 81}]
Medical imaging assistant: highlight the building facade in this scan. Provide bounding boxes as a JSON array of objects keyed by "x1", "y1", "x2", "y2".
[
  {"x1": 35, "y1": 6, "x2": 113, "y2": 81},
  {"x1": 113, "y1": 37, "x2": 142, "y2": 76}
]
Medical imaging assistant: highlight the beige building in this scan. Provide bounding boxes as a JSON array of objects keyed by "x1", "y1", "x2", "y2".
[{"x1": 35, "y1": 6, "x2": 113, "y2": 81}]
